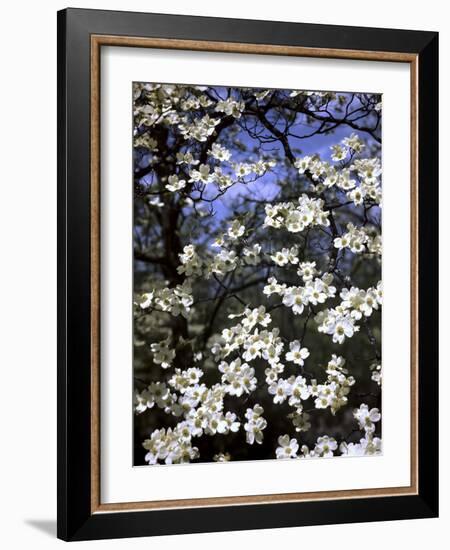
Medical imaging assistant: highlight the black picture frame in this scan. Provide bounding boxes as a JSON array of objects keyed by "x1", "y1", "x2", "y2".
[{"x1": 57, "y1": 7, "x2": 438, "y2": 541}]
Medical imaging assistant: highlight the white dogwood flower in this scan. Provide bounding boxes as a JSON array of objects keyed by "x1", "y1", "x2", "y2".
[
  {"x1": 285, "y1": 341, "x2": 310, "y2": 366},
  {"x1": 354, "y1": 404, "x2": 381, "y2": 433},
  {"x1": 165, "y1": 175, "x2": 186, "y2": 192},
  {"x1": 276, "y1": 435, "x2": 299, "y2": 459}
]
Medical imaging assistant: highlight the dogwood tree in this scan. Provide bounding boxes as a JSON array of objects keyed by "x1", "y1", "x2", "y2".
[{"x1": 132, "y1": 83, "x2": 382, "y2": 465}]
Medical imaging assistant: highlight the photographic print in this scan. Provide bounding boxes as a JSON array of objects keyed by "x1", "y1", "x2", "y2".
[{"x1": 132, "y1": 83, "x2": 383, "y2": 466}]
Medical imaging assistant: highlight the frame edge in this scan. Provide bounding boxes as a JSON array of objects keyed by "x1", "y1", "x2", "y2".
[{"x1": 57, "y1": 8, "x2": 439, "y2": 540}]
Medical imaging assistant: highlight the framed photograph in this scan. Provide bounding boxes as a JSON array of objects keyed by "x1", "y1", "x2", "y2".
[{"x1": 57, "y1": 8, "x2": 438, "y2": 541}]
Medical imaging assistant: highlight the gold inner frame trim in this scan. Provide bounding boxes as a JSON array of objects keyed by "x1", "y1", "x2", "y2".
[{"x1": 90, "y1": 35, "x2": 419, "y2": 514}]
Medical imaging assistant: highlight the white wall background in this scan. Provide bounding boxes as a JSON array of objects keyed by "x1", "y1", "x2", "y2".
[{"x1": 0, "y1": 1, "x2": 446, "y2": 547}]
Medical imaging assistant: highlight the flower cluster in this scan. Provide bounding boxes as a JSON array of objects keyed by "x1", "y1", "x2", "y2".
[
  {"x1": 179, "y1": 115, "x2": 221, "y2": 142},
  {"x1": 243, "y1": 244, "x2": 262, "y2": 266},
  {"x1": 209, "y1": 248, "x2": 239, "y2": 276},
  {"x1": 340, "y1": 283, "x2": 383, "y2": 319},
  {"x1": 134, "y1": 381, "x2": 170, "y2": 413},
  {"x1": 244, "y1": 405, "x2": 267, "y2": 444},
  {"x1": 334, "y1": 223, "x2": 381, "y2": 256},
  {"x1": 209, "y1": 143, "x2": 232, "y2": 161},
  {"x1": 276, "y1": 434, "x2": 340, "y2": 460},
  {"x1": 169, "y1": 367, "x2": 204, "y2": 393},
  {"x1": 263, "y1": 273, "x2": 337, "y2": 315},
  {"x1": 294, "y1": 133, "x2": 381, "y2": 207},
  {"x1": 264, "y1": 195, "x2": 330, "y2": 233},
  {"x1": 211, "y1": 306, "x2": 276, "y2": 361},
  {"x1": 165, "y1": 174, "x2": 186, "y2": 192},
  {"x1": 177, "y1": 245, "x2": 203, "y2": 277},
  {"x1": 315, "y1": 307, "x2": 360, "y2": 344},
  {"x1": 142, "y1": 427, "x2": 200, "y2": 465},
  {"x1": 215, "y1": 98, "x2": 245, "y2": 118},
  {"x1": 370, "y1": 363, "x2": 382, "y2": 386},
  {"x1": 163, "y1": 158, "x2": 276, "y2": 195},
  {"x1": 270, "y1": 246, "x2": 299, "y2": 266},
  {"x1": 315, "y1": 282, "x2": 382, "y2": 344},
  {"x1": 339, "y1": 404, "x2": 382, "y2": 456},
  {"x1": 300, "y1": 435, "x2": 339, "y2": 458},
  {"x1": 268, "y1": 374, "x2": 309, "y2": 406},
  {"x1": 139, "y1": 282, "x2": 194, "y2": 318},
  {"x1": 219, "y1": 358, "x2": 257, "y2": 397},
  {"x1": 150, "y1": 339, "x2": 176, "y2": 369},
  {"x1": 312, "y1": 355, "x2": 355, "y2": 414}
]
